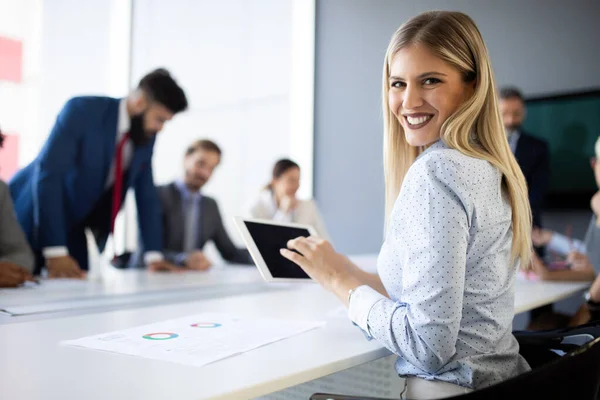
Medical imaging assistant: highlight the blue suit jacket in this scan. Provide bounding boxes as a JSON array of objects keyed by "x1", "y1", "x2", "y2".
[{"x1": 9, "y1": 96, "x2": 162, "y2": 268}]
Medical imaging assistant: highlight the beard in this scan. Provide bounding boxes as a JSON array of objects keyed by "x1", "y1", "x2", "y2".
[
  {"x1": 185, "y1": 173, "x2": 207, "y2": 191},
  {"x1": 505, "y1": 123, "x2": 521, "y2": 135},
  {"x1": 129, "y1": 112, "x2": 156, "y2": 147}
]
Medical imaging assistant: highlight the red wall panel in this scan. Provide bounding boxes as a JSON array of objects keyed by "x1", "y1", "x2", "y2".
[{"x1": 0, "y1": 36, "x2": 23, "y2": 82}]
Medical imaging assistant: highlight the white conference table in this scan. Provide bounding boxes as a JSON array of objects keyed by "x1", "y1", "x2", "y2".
[
  {"x1": 514, "y1": 275, "x2": 589, "y2": 314},
  {"x1": 0, "y1": 254, "x2": 589, "y2": 319},
  {"x1": 0, "y1": 255, "x2": 376, "y2": 323},
  {"x1": 0, "y1": 285, "x2": 384, "y2": 400},
  {"x1": 0, "y1": 264, "x2": 272, "y2": 321},
  {"x1": 0, "y1": 262, "x2": 591, "y2": 400}
]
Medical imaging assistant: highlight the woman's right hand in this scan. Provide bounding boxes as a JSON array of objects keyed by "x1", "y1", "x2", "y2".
[{"x1": 280, "y1": 195, "x2": 298, "y2": 213}]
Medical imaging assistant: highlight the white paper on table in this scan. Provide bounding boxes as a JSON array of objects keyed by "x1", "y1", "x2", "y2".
[
  {"x1": 0, "y1": 278, "x2": 90, "y2": 293},
  {"x1": 0, "y1": 279, "x2": 92, "y2": 316},
  {"x1": 0, "y1": 294, "x2": 148, "y2": 316},
  {"x1": 0, "y1": 281, "x2": 268, "y2": 316},
  {"x1": 62, "y1": 313, "x2": 326, "y2": 367}
]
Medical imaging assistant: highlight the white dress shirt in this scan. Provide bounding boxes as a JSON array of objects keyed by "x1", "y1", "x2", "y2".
[
  {"x1": 43, "y1": 99, "x2": 162, "y2": 264},
  {"x1": 507, "y1": 130, "x2": 521, "y2": 155},
  {"x1": 349, "y1": 140, "x2": 530, "y2": 389},
  {"x1": 247, "y1": 189, "x2": 331, "y2": 242}
]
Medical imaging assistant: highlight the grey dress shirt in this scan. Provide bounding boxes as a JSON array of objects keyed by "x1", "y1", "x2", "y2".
[
  {"x1": 585, "y1": 215, "x2": 600, "y2": 274},
  {"x1": 0, "y1": 180, "x2": 34, "y2": 272}
]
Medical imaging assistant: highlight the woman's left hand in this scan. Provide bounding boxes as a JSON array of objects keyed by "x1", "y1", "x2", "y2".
[
  {"x1": 530, "y1": 252, "x2": 550, "y2": 280},
  {"x1": 280, "y1": 237, "x2": 360, "y2": 295}
]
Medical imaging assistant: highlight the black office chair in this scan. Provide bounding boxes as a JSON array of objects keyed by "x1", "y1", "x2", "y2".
[
  {"x1": 311, "y1": 322, "x2": 600, "y2": 400},
  {"x1": 513, "y1": 319, "x2": 600, "y2": 368}
]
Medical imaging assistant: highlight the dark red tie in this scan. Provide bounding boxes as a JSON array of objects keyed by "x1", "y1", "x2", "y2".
[{"x1": 110, "y1": 132, "x2": 130, "y2": 234}]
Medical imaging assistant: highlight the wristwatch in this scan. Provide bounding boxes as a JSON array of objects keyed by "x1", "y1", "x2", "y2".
[
  {"x1": 584, "y1": 290, "x2": 600, "y2": 308},
  {"x1": 348, "y1": 287, "x2": 358, "y2": 305}
]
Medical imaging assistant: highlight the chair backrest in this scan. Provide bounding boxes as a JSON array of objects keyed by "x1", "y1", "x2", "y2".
[
  {"x1": 513, "y1": 320, "x2": 600, "y2": 368},
  {"x1": 443, "y1": 337, "x2": 600, "y2": 400},
  {"x1": 513, "y1": 320, "x2": 600, "y2": 340}
]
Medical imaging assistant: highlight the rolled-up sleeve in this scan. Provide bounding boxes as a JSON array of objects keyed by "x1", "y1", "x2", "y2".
[
  {"x1": 353, "y1": 157, "x2": 471, "y2": 375},
  {"x1": 349, "y1": 285, "x2": 387, "y2": 335}
]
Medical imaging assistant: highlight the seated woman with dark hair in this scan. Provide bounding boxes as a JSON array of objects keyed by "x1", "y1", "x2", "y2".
[
  {"x1": 248, "y1": 158, "x2": 330, "y2": 241},
  {"x1": 0, "y1": 129, "x2": 35, "y2": 287}
]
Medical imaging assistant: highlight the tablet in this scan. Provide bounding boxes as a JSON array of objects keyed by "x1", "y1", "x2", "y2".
[{"x1": 233, "y1": 217, "x2": 318, "y2": 282}]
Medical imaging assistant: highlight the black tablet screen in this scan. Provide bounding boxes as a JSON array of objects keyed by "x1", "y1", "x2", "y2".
[{"x1": 244, "y1": 221, "x2": 311, "y2": 279}]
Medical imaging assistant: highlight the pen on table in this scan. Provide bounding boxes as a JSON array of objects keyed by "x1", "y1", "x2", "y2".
[{"x1": 566, "y1": 224, "x2": 574, "y2": 252}]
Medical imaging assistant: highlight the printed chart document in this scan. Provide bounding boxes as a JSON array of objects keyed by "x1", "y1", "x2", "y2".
[{"x1": 63, "y1": 313, "x2": 325, "y2": 367}]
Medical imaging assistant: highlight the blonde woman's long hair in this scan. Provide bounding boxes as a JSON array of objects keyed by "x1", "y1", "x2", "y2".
[{"x1": 382, "y1": 11, "x2": 532, "y2": 266}]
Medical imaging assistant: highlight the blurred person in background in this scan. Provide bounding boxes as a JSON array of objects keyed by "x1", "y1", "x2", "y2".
[
  {"x1": 248, "y1": 158, "x2": 330, "y2": 241},
  {"x1": 529, "y1": 136, "x2": 600, "y2": 325},
  {"x1": 133, "y1": 139, "x2": 252, "y2": 271},
  {"x1": 9, "y1": 69, "x2": 188, "y2": 278},
  {"x1": 499, "y1": 86, "x2": 550, "y2": 229},
  {"x1": 500, "y1": 86, "x2": 553, "y2": 329},
  {"x1": 0, "y1": 127, "x2": 35, "y2": 287}
]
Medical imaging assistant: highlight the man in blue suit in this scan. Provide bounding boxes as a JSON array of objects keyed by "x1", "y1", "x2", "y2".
[{"x1": 9, "y1": 69, "x2": 188, "y2": 278}]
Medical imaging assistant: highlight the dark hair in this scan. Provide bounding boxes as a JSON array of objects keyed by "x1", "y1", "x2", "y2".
[
  {"x1": 0, "y1": 126, "x2": 4, "y2": 148},
  {"x1": 266, "y1": 158, "x2": 300, "y2": 190},
  {"x1": 185, "y1": 139, "x2": 222, "y2": 157},
  {"x1": 499, "y1": 86, "x2": 524, "y2": 102},
  {"x1": 138, "y1": 68, "x2": 188, "y2": 114}
]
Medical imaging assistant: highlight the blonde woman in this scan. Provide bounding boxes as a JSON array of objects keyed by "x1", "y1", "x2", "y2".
[
  {"x1": 281, "y1": 11, "x2": 532, "y2": 398},
  {"x1": 248, "y1": 158, "x2": 330, "y2": 241}
]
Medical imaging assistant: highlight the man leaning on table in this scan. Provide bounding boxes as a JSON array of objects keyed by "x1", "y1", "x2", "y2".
[
  {"x1": 9, "y1": 69, "x2": 188, "y2": 278},
  {"x1": 0, "y1": 128, "x2": 35, "y2": 287}
]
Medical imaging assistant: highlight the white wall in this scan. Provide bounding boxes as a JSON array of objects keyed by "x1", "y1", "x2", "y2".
[
  {"x1": 131, "y1": 0, "x2": 299, "y2": 249},
  {"x1": 39, "y1": 0, "x2": 131, "y2": 149}
]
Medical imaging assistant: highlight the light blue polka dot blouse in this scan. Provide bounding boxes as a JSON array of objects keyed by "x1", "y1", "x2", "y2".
[{"x1": 349, "y1": 139, "x2": 530, "y2": 389}]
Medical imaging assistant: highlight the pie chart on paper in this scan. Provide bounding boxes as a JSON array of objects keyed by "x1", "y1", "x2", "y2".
[
  {"x1": 142, "y1": 332, "x2": 179, "y2": 340},
  {"x1": 190, "y1": 322, "x2": 222, "y2": 328}
]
